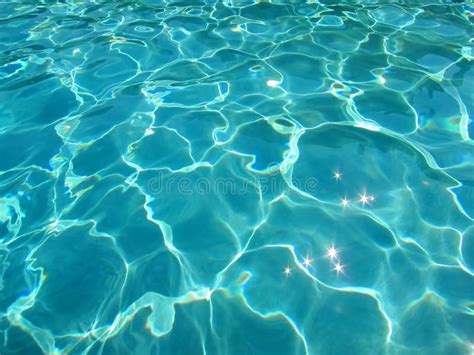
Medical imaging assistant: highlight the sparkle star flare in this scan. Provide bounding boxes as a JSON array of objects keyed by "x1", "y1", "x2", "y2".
[
  {"x1": 334, "y1": 262, "x2": 344, "y2": 274},
  {"x1": 341, "y1": 197, "x2": 350, "y2": 208},
  {"x1": 327, "y1": 246, "x2": 338, "y2": 260},
  {"x1": 359, "y1": 192, "x2": 370, "y2": 205},
  {"x1": 333, "y1": 170, "x2": 342, "y2": 181}
]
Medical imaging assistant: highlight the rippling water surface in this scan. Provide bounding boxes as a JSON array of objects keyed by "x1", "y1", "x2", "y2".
[{"x1": 1, "y1": 1, "x2": 473, "y2": 354}]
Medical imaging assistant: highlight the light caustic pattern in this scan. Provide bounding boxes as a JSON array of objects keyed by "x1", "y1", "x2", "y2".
[{"x1": 0, "y1": 1, "x2": 473, "y2": 354}]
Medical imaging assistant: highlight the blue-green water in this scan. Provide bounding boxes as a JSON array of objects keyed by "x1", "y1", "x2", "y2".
[{"x1": 1, "y1": 1, "x2": 473, "y2": 354}]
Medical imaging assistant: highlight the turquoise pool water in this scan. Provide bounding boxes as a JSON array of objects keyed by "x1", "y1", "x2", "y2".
[{"x1": 0, "y1": 1, "x2": 473, "y2": 354}]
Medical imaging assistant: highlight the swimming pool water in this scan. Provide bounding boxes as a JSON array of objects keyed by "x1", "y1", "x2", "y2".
[{"x1": 0, "y1": 1, "x2": 473, "y2": 354}]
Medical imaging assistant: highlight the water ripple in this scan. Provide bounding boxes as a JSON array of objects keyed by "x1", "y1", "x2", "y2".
[{"x1": 0, "y1": 1, "x2": 473, "y2": 354}]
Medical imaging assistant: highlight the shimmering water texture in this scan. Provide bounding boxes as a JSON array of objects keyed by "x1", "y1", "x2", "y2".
[{"x1": 1, "y1": 1, "x2": 473, "y2": 354}]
